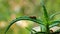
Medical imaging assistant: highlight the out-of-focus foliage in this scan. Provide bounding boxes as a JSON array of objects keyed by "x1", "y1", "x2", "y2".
[
  {"x1": 0, "y1": 0, "x2": 60, "y2": 34},
  {"x1": 0, "y1": 0, "x2": 11, "y2": 21}
]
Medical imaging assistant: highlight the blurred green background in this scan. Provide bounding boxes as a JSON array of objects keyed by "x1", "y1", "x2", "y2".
[{"x1": 0, "y1": 0, "x2": 60, "y2": 34}]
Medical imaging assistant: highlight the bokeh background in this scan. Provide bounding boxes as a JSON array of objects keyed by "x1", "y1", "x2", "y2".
[{"x1": 0, "y1": 0, "x2": 60, "y2": 34}]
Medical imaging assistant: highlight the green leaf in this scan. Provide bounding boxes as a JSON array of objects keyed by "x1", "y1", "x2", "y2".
[
  {"x1": 5, "y1": 16, "x2": 44, "y2": 34},
  {"x1": 40, "y1": 0, "x2": 50, "y2": 34},
  {"x1": 49, "y1": 21, "x2": 60, "y2": 28},
  {"x1": 42, "y1": 4, "x2": 48, "y2": 19},
  {"x1": 50, "y1": 12, "x2": 60, "y2": 20},
  {"x1": 40, "y1": 0, "x2": 49, "y2": 22},
  {"x1": 40, "y1": 24, "x2": 46, "y2": 32}
]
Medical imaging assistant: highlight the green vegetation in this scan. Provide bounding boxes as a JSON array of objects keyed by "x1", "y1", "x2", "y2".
[{"x1": 5, "y1": 0, "x2": 60, "y2": 34}]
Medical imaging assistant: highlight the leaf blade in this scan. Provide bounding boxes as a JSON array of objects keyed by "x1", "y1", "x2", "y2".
[
  {"x1": 5, "y1": 16, "x2": 44, "y2": 34},
  {"x1": 49, "y1": 21, "x2": 60, "y2": 28},
  {"x1": 50, "y1": 12, "x2": 60, "y2": 20}
]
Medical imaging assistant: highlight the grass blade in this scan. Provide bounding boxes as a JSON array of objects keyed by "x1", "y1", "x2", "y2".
[
  {"x1": 50, "y1": 12, "x2": 60, "y2": 20},
  {"x1": 49, "y1": 21, "x2": 60, "y2": 28},
  {"x1": 40, "y1": 0, "x2": 50, "y2": 34},
  {"x1": 40, "y1": 0, "x2": 49, "y2": 21}
]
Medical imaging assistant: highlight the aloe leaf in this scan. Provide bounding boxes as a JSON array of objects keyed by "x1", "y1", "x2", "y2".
[
  {"x1": 5, "y1": 16, "x2": 44, "y2": 34},
  {"x1": 49, "y1": 21, "x2": 60, "y2": 28},
  {"x1": 50, "y1": 12, "x2": 60, "y2": 20}
]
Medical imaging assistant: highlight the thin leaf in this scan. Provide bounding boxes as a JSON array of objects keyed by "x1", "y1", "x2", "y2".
[
  {"x1": 40, "y1": 0, "x2": 49, "y2": 21},
  {"x1": 50, "y1": 12, "x2": 60, "y2": 20},
  {"x1": 40, "y1": 24, "x2": 46, "y2": 32},
  {"x1": 49, "y1": 21, "x2": 60, "y2": 28},
  {"x1": 25, "y1": 26, "x2": 37, "y2": 33},
  {"x1": 40, "y1": 0, "x2": 50, "y2": 34},
  {"x1": 5, "y1": 16, "x2": 44, "y2": 34},
  {"x1": 26, "y1": 27, "x2": 37, "y2": 33}
]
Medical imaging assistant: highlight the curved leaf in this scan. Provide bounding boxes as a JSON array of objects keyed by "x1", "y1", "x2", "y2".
[
  {"x1": 5, "y1": 16, "x2": 44, "y2": 34},
  {"x1": 50, "y1": 12, "x2": 60, "y2": 20},
  {"x1": 49, "y1": 21, "x2": 60, "y2": 28}
]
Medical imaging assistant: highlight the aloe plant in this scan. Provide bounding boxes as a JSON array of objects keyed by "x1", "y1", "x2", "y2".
[{"x1": 5, "y1": 0, "x2": 60, "y2": 34}]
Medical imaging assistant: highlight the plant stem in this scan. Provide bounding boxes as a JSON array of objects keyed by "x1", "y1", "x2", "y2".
[{"x1": 41, "y1": 0, "x2": 50, "y2": 34}]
